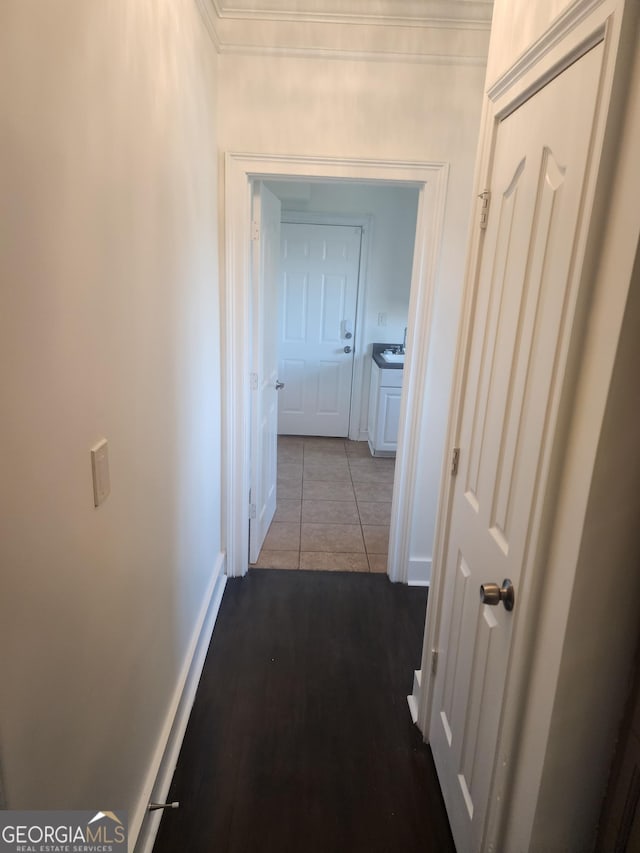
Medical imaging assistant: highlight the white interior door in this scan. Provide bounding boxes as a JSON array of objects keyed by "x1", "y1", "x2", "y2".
[
  {"x1": 429, "y1": 44, "x2": 604, "y2": 851},
  {"x1": 278, "y1": 222, "x2": 361, "y2": 436},
  {"x1": 249, "y1": 183, "x2": 281, "y2": 563}
]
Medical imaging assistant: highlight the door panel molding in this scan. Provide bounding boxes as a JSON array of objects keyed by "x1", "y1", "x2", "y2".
[{"x1": 223, "y1": 154, "x2": 449, "y2": 581}]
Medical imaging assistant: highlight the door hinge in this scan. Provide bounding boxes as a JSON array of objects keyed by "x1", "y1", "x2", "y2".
[
  {"x1": 451, "y1": 447, "x2": 460, "y2": 476},
  {"x1": 251, "y1": 220, "x2": 260, "y2": 241},
  {"x1": 431, "y1": 649, "x2": 439, "y2": 676},
  {"x1": 250, "y1": 372, "x2": 258, "y2": 391},
  {"x1": 478, "y1": 189, "x2": 491, "y2": 230},
  {"x1": 249, "y1": 502, "x2": 256, "y2": 520}
]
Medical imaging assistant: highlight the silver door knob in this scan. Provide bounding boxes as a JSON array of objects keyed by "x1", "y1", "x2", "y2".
[
  {"x1": 480, "y1": 578, "x2": 515, "y2": 611},
  {"x1": 344, "y1": 346, "x2": 352, "y2": 354},
  {"x1": 275, "y1": 380, "x2": 285, "y2": 390}
]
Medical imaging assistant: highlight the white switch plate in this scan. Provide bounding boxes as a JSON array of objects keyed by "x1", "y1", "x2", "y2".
[
  {"x1": 378, "y1": 312, "x2": 387, "y2": 327},
  {"x1": 91, "y1": 439, "x2": 110, "y2": 507}
]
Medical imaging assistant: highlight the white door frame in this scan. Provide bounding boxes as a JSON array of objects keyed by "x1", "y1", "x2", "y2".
[
  {"x1": 223, "y1": 153, "x2": 449, "y2": 579},
  {"x1": 414, "y1": 0, "x2": 634, "y2": 848},
  {"x1": 279, "y1": 211, "x2": 372, "y2": 441}
]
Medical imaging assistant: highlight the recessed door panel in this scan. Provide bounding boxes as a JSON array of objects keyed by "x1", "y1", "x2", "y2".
[
  {"x1": 282, "y1": 236, "x2": 309, "y2": 262},
  {"x1": 320, "y1": 275, "x2": 347, "y2": 344},
  {"x1": 282, "y1": 273, "x2": 308, "y2": 342},
  {"x1": 316, "y1": 361, "x2": 342, "y2": 414},
  {"x1": 466, "y1": 167, "x2": 522, "y2": 507},
  {"x1": 280, "y1": 359, "x2": 305, "y2": 414},
  {"x1": 490, "y1": 148, "x2": 567, "y2": 549}
]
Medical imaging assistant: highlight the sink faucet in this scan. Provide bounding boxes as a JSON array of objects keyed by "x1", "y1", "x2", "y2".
[{"x1": 401, "y1": 327, "x2": 407, "y2": 354}]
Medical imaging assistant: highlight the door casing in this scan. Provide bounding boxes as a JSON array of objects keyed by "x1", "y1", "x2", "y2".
[{"x1": 223, "y1": 155, "x2": 449, "y2": 581}]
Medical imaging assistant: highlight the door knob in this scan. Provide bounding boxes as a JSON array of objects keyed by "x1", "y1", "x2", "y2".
[
  {"x1": 275, "y1": 380, "x2": 285, "y2": 390},
  {"x1": 344, "y1": 346, "x2": 352, "y2": 354},
  {"x1": 480, "y1": 578, "x2": 515, "y2": 611}
]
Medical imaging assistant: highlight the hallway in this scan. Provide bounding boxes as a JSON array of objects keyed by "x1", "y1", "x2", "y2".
[
  {"x1": 152, "y1": 570, "x2": 454, "y2": 853},
  {"x1": 250, "y1": 436, "x2": 395, "y2": 572}
]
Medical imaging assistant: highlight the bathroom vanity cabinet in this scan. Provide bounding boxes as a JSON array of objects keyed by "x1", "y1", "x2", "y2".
[{"x1": 368, "y1": 359, "x2": 403, "y2": 456}]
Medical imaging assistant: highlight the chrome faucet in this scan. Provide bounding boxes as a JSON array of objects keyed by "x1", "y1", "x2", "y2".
[{"x1": 400, "y1": 326, "x2": 407, "y2": 354}]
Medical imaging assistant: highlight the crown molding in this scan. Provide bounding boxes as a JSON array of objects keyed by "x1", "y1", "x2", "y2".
[
  {"x1": 218, "y1": 42, "x2": 488, "y2": 65},
  {"x1": 194, "y1": 0, "x2": 221, "y2": 49},
  {"x1": 213, "y1": 0, "x2": 492, "y2": 30},
  {"x1": 200, "y1": 0, "x2": 492, "y2": 60}
]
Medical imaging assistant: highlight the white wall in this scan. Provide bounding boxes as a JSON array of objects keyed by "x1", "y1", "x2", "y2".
[
  {"x1": 0, "y1": 0, "x2": 221, "y2": 837},
  {"x1": 266, "y1": 181, "x2": 419, "y2": 436},
  {"x1": 221, "y1": 54, "x2": 487, "y2": 580},
  {"x1": 485, "y1": 0, "x2": 574, "y2": 84}
]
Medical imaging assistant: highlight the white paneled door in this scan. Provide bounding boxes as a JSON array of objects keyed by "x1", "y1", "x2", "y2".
[
  {"x1": 428, "y1": 44, "x2": 604, "y2": 851},
  {"x1": 249, "y1": 183, "x2": 282, "y2": 563},
  {"x1": 278, "y1": 222, "x2": 362, "y2": 436}
]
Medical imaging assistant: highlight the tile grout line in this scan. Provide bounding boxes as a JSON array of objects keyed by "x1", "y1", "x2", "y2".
[{"x1": 264, "y1": 436, "x2": 390, "y2": 573}]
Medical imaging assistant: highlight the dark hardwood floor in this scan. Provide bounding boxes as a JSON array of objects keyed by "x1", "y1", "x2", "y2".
[{"x1": 153, "y1": 570, "x2": 455, "y2": 853}]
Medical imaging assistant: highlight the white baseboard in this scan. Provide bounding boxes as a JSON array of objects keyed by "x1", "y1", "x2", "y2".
[
  {"x1": 131, "y1": 552, "x2": 227, "y2": 853},
  {"x1": 407, "y1": 556, "x2": 432, "y2": 586},
  {"x1": 407, "y1": 669, "x2": 422, "y2": 724}
]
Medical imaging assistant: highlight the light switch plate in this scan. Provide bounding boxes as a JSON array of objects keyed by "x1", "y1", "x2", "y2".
[{"x1": 91, "y1": 439, "x2": 110, "y2": 507}]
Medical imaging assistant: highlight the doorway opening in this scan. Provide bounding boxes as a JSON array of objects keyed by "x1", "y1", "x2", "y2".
[
  {"x1": 249, "y1": 180, "x2": 420, "y2": 571},
  {"x1": 223, "y1": 153, "x2": 449, "y2": 587}
]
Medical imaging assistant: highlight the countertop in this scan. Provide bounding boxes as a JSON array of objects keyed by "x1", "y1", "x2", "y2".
[{"x1": 372, "y1": 342, "x2": 405, "y2": 370}]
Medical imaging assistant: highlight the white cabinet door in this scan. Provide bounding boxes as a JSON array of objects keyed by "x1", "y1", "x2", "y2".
[
  {"x1": 368, "y1": 360, "x2": 380, "y2": 442},
  {"x1": 428, "y1": 43, "x2": 604, "y2": 852},
  {"x1": 376, "y1": 387, "x2": 402, "y2": 451},
  {"x1": 249, "y1": 183, "x2": 281, "y2": 564},
  {"x1": 278, "y1": 223, "x2": 361, "y2": 436},
  {"x1": 368, "y1": 361, "x2": 402, "y2": 455}
]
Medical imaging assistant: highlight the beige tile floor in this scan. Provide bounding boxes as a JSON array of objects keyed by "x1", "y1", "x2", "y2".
[{"x1": 250, "y1": 436, "x2": 395, "y2": 573}]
